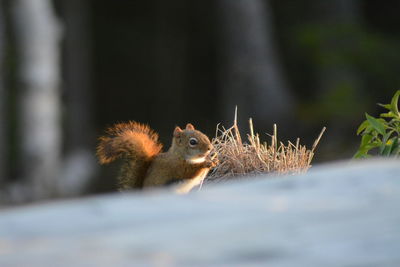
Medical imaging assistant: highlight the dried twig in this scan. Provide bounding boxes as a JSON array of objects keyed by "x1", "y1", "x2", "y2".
[{"x1": 207, "y1": 117, "x2": 325, "y2": 182}]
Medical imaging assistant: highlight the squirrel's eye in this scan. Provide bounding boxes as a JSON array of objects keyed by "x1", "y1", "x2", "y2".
[{"x1": 189, "y1": 138, "x2": 198, "y2": 147}]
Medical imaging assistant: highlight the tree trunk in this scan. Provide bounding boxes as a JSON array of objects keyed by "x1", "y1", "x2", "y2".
[
  {"x1": 12, "y1": 0, "x2": 62, "y2": 199},
  {"x1": 0, "y1": 2, "x2": 5, "y2": 185},
  {"x1": 217, "y1": 0, "x2": 293, "y2": 128},
  {"x1": 152, "y1": 0, "x2": 188, "y2": 134},
  {"x1": 61, "y1": 0, "x2": 97, "y2": 196}
]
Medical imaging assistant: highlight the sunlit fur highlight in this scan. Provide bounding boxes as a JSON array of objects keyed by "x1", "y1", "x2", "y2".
[{"x1": 97, "y1": 121, "x2": 162, "y2": 164}]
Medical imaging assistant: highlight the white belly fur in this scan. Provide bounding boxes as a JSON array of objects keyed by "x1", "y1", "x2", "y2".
[
  {"x1": 175, "y1": 168, "x2": 209, "y2": 194},
  {"x1": 187, "y1": 156, "x2": 206, "y2": 164}
]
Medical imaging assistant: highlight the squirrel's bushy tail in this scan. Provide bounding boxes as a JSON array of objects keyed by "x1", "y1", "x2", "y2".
[{"x1": 97, "y1": 121, "x2": 163, "y2": 164}]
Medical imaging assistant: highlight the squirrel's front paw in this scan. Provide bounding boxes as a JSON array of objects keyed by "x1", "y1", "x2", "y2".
[{"x1": 205, "y1": 158, "x2": 218, "y2": 168}]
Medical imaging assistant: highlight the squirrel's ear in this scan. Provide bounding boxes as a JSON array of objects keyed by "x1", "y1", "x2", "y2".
[
  {"x1": 185, "y1": 123, "x2": 195, "y2": 130},
  {"x1": 174, "y1": 126, "x2": 183, "y2": 137}
]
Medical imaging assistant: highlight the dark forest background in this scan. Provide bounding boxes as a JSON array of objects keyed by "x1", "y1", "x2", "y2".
[{"x1": 0, "y1": 0, "x2": 399, "y2": 205}]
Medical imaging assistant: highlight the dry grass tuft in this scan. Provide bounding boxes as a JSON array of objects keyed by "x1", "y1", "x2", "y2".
[{"x1": 207, "y1": 111, "x2": 326, "y2": 182}]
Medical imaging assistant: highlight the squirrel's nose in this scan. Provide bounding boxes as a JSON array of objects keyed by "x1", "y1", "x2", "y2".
[{"x1": 208, "y1": 145, "x2": 212, "y2": 151}]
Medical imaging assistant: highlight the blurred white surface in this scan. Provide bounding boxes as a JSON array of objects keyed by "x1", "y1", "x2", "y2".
[{"x1": 0, "y1": 159, "x2": 399, "y2": 266}]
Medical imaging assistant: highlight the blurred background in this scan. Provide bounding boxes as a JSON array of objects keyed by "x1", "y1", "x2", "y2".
[{"x1": 0, "y1": 0, "x2": 399, "y2": 205}]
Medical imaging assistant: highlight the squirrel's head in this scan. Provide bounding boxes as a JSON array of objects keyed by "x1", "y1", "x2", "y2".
[{"x1": 171, "y1": 123, "x2": 212, "y2": 162}]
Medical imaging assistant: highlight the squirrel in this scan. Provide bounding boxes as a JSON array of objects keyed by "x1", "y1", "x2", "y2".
[{"x1": 96, "y1": 121, "x2": 216, "y2": 194}]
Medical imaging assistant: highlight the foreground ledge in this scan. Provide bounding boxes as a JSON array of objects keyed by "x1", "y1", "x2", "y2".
[{"x1": 0, "y1": 159, "x2": 400, "y2": 266}]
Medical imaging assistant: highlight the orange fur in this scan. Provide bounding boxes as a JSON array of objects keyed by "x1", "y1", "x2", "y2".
[{"x1": 96, "y1": 121, "x2": 162, "y2": 164}]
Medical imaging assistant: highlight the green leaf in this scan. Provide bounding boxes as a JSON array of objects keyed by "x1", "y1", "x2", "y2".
[
  {"x1": 380, "y1": 131, "x2": 392, "y2": 155},
  {"x1": 363, "y1": 125, "x2": 374, "y2": 135},
  {"x1": 356, "y1": 120, "x2": 369, "y2": 135},
  {"x1": 354, "y1": 150, "x2": 368, "y2": 159},
  {"x1": 391, "y1": 90, "x2": 400, "y2": 116},
  {"x1": 360, "y1": 134, "x2": 373, "y2": 148},
  {"x1": 356, "y1": 135, "x2": 380, "y2": 157},
  {"x1": 391, "y1": 138, "x2": 400, "y2": 156},
  {"x1": 382, "y1": 129, "x2": 395, "y2": 145},
  {"x1": 389, "y1": 137, "x2": 399, "y2": 156},
  {"x1": 382, "y1": 145, "x2": 392, "y2": 156},
  {"x1": 379, "y1": 143, "x2": 386, "y2": 154},
  {"x1": 378, "y1": 118, "x2": 388, "y2": 127},
  {"x1": 355, "y1": 91, "x2": 400, "y2": 158},
  {"x1": 380, "y1": 111, "x2": 395, "y2": 118},
  {"x1": 364, "y1": 143, "x2": 381, "y2": 150},
  {"x1": 354, "y1": 146, "x2": 374, "y2": 158},
  {"x1": 354, "y1": 134, "x2": 375, "y2": 158},
  {"x1": 365, "y1": 113, "x2": 386, "y2": 135},
  {"x1": 378, "y1": 103, "x2": 392, "y2": 111}
]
